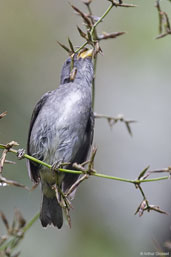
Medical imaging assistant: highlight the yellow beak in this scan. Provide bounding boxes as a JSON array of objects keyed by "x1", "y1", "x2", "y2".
[{"x1": 78, "y1": 49, "x2": 93, "y2": 59}]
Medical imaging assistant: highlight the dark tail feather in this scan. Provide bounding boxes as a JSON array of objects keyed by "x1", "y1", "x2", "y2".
[{"x1": 40, "y1": 195, "x2": 63, "y2": 229}]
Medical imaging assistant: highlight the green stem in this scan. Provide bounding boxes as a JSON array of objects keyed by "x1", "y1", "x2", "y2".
[
  {"x1": 75, "y1": 3, "x2": 114, "y2": 53},
  {"x1": 72, "y1": 3, "x2": 116, "y2": 111},
  {"x1": 22, "y1": 212, "x2": 40, "y2": 233},
  {"x1": 75, "y1": 41, "x2": 88, "y2": 54},
  {"x1": 94, "y1": 172, "x2": 134, "y2": 183},
  {"x1": 90, "y1": 3, "x2": 114, "y2": 40},
  {"x1": 135, "y1": 176, "x2": 169, "y2": 183},
  {"x1": 0, "y1": 144, "x2": 169, "y2": 184},
  {"x1": 0, "y1": 145, "x2": 51, "y2": 169}
]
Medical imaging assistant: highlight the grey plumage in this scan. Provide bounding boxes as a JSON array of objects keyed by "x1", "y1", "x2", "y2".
[{"x1": 27, "y1": 52, "x2": 94, "y2": 228}]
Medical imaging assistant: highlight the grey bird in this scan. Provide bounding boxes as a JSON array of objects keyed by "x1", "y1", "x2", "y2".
[{"x1": 27, "y1": 49, "x2": 94, "y2": 228}]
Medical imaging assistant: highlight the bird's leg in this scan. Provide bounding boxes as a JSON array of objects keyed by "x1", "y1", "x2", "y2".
[
  {"x1": 51, "y1": 160, "x2": 63, "y2": 205},
  {"x1": 51, "y1": 159, "x2": 68, "y2": 186},
  {"x1": 51, "y1": 160, "x2": 73, "y2": 209}
]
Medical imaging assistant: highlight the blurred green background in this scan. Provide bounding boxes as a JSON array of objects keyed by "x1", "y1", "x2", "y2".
[{"x1": 0, "y1": 0, "x2": 171, "y2": 256}]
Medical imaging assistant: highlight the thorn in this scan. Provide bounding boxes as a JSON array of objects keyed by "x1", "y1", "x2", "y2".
[
  {"x1": 70, "y1": 4, "x2": 92, "y2": 27},
  {"x1": 57, "y1": 40, "x2": 72, "y2": 54},
  {"x1": 138, "y1": 166, "x2": 150, "y2": 180},
  {"x1": 98, "y1": 31, "x2": 126, "y2": 40},
  {"x1": 77, "y1": 26, "x2": 88, "y2": 39},
  {"x1": 68, "y1": 37, "x2": 75, "y2": 53}
]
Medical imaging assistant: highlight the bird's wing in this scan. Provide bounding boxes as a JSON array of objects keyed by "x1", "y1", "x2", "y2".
[
  {"x1": 27, "y1": 91, "x2": 52, "y2": 183},
  {"x1": 63, "y1": 108, "x2": 94, "y2": 193}
]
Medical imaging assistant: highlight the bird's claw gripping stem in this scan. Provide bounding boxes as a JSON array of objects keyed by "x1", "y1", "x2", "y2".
[{"x1": 17, "y1": 149, "x2": 25, "y2": 160}]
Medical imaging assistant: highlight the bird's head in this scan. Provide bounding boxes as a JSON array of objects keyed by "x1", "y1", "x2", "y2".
[{"x1": 60, "y1": 49, "x2": 93, "y2": 85}]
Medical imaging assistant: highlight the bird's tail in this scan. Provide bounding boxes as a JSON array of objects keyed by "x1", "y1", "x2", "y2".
[{"x1": 40, "y1": 195, "x2": 63, "y2": 229}]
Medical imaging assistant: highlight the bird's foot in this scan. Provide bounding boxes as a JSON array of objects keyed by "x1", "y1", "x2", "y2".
[
  {"x1": 51, "y1": 160, "x2": 70, "y2": 172},
  {"x1": 51, "y1": 160, "x2": 63, "y2": 172},
  {"x1": 17, "y1": 149, "x2": 25, "y2": 160}
]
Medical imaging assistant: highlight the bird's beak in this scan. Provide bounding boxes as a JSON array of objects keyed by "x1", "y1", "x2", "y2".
[{"x1": 78, "y1": 49, "x2": 93, "y2": 59}]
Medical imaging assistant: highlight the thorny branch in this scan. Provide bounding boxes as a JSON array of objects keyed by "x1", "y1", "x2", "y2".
[
  {"x1": 0, "y1": 142, "x2": 170, "y2": 218},
  {"x1": 58, "y1": 0, "x2": 136, "y2": 109},
  {"x1": 155, "y1": 0, "x2": 171, "y2": 39},
  {"x1": 0, "y1": 137, "x2": 170, "y2": 229},
  {"x1": 0, "y1": 140, "x2": 30, "y2": 190},
  {"x1": 135, "y1": 184, "x2": 168, "y2": 217},
  {"x1": 94, "y1": 113, "x2": 136, "y2": 136},
  {"x1": 0, "y1": 109, "x2": 170, "y2": 223},
  {"x1": 134, "y1": 166, "x2": 170, "y2": 217}
]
